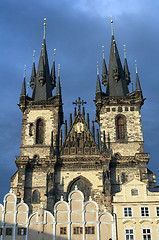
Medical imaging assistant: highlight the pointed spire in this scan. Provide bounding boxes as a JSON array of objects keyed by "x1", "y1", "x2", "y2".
[
  {"x1": 55, "y1": 64, "x2": 61, "y2": 96},
  {"x1": 96, "y1": 62, "x2": 102, "y2": 94},
  {"x1": 123, "y1": 45, "x2": 130, "y2": 85},
  {"x1": 102, "y1": 46, "x2": 108, "y2": 87},
  {"x1": 51, "y1": 49, "x2": 56, "y2": 89},
  {"x1": 106, "y1": 19, "x2": 129, "y2": 96},
  {"x1": 21, "y1": 65, "x2": 26, "y2": 96},
  {"x1": 30, "y1": 50, "x2": 36, "y2": 90},
  {"x1": 33, "y1": 19, "x2": 52, "y2": 101},
  {"x1": 135, "y1": 61, "x2": 142, "y2": 91}
]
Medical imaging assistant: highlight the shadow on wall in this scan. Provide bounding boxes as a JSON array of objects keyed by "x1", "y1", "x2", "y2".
[{"x1": 0, "y1": 188, "x2": 114, "y2": 240}]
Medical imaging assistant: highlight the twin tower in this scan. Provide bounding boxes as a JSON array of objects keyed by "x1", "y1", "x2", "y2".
[{"x1": 11, "y1": 20, "x2": 156, "y2": 213}]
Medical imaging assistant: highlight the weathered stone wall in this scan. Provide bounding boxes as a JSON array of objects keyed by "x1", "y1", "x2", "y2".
[
  {"x1": 100, "y1": 105, "x2": 144, "y2": 156},
  {"x1": 21, "y1": 107, "x2": 59, "y2": 158}
]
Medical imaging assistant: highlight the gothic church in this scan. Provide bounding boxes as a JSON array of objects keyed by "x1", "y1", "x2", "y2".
[{"x1": 11, "y1": 19, "x2": 156, "y2": 214}]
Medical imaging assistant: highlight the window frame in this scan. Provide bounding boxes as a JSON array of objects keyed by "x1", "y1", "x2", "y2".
[
  {"x1": 85, "y1": 226, "x2": 95, "y2": 234},
  {"x1": 115, "y1": 114, "x2": 127, "y2": 142},
  {"x1": 60, "y1": 227, "x2": 67, "y2": 235},
  {"x1": 6, "y1": 228, "x2": 12, "y2": 236},
  {"x1": 142, "y1": 228, "x2": 152, "y2": 240},
  {"x1": 32, "y1": 189, "x2": 40, "y2": 204},
  {"x1": 156, "y1": 207, "x2": 159, "y2": 217},
  {"x1": 140, "y1": 206, "x2": 150, "y2": 217},
  {"x1": 73, "y1": 227, "x2": 83, "y2": 234},
  {"x1": 17, "y1": 227, "x2": 27, "y2": 236},
  {"x1": 125, "y1": 228, "x2": 135, "y2": 240},
  {"x1": 123, "y1": 207, "x2": 133, "y2": 218}
]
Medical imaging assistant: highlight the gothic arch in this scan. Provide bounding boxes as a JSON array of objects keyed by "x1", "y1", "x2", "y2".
[
  {"x1": 36, "y1": 118, "x2": 44, "y2": 144},
  {"x1": 67, "y1": 176, "x2": 92, "y2": 201}
]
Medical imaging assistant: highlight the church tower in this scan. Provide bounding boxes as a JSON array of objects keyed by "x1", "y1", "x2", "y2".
[
  {"x1": 11, "y1": 21, "x2": 63, "y2": 212},
  {"x1": 95, "y1": 19, "x2": 156, "y2": 194},
  {"x1": 11, "y1": 19, "x2": 156, "y2": 215}
]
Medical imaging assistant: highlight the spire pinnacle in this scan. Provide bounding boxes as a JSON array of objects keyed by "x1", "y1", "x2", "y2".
[
  {"x1": 53, "y1": 48, "x2": 56, "y2": 61},
  {"x1": 55, "y1": 64, "x2": 61, "y2": 96},
  {"x1": 123, "y1": 44, "x2": 126, "y2": 59},
  {"x1": 33, "y1": 50, "x2": 35, "y2": 63},
  {"x1": 43, "y1": 18, "x2": 46, "y2": 40},
  {"x1": 135, "y1": 60, "x2": 142, "y2": 92},
  {"x1": 135, "y1": 60, "x2": 138, "y2": 73},
  {"x1": 97, "y1": 61, "x2": 99, "y2": 75},
  {"x1": 110, "y1": 16, "x2": 114, "y2": 36},
  {"x1": 26, "y1": 82, "x2": 29, "y2": 96},
  {"x1": 21, "y1": 65, "x2": 26, "y2": 96},
  {"x1": 24, "y1": 65, "x2": 26, "y2": 78},
  {"x1": 102, "y1": 45, "x2": 105, "y2": 59},
  {"x1": 58, "y1": 64, "x2": 60, "y2": 77}
]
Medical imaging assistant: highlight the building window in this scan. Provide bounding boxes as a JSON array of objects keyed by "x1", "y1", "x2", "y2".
[
  {"x1": 141, "y1": 207, "x2": 149, "y2": 217},
  {"x1": 124, "y1": 207, "x2": 133, "y2": 217},
  {"x1": 131, "y1": 188, "x2": 138, "y2": 196},
  {"x1": 36, "y1": 118, "x2": 44, "y2": 144},
  {"x1": 6, "y1": 228, "x2": 12, "y2": 235},
  {"x1": 60, "y1": 227, "x2": 67, "y2": 235},
  {"x1": 85, "y1": 227, "x2": 95, "y2": 234},
  {"x1": 73, "y1": 227, "x2": 83, "y2": 234},
  {"x1": 156, "y1": 207, "x2": 159, "y2": 217},
  {"x1": 17, "y1": 228, "x2": 26, "y2": 235},
  {"x1": 142, "y1": 229, "x2": 151, "y2": 240},
  {"x1": 125, "y1": 229, "x2": 134, "y2": 240},
  {"x1": 32, "y1": 190, "x2": 40, "y2": 204},
  {"x1": 0, "y1": 228, "x2": 2, "y2": 235},
  {"x1": 116, "y1": 116, "x2": 125, "y2": 139}
]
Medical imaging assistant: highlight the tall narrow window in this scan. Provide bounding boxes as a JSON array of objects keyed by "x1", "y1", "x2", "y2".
[
  {"x1": 36, "y1": 119, "x2": 44, "y2": 144},
  {"x1": 117, "y1": 117, "x2": 125, "y2": 139},
  {"x1": 32, "y1": 190, "x2": 39, "y2": 204}
]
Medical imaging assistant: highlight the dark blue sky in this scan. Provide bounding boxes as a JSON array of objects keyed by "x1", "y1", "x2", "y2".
[{"x1": 0, "y1": 0, "x2": 159, "y2": 202}]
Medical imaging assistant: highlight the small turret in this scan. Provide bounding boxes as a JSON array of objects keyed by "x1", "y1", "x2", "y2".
[
  {"x1": 123, "y1": 45, "x2": 130, "y2": 85},
  {"x1": 30, "y1": 50, "x2": 36, "y2": 90},
  {"x1": 51, "y1": 49, "x2": 56, "y2": 90},
  {"x1": 55, "y1": 64, "x2": 61, "y2": 96},
  {"x1": 19, "y1": 66, "x2": 27, "y2": 112},
  {"x1": 96, "y1": 62, "x2": 102, "y2": 98},
  {"x1": 135, "y1": 61, "x2": 142, "y2": 92},
  {"x1": 102, "y1": 46, "x2": 108, "y2": 87}
]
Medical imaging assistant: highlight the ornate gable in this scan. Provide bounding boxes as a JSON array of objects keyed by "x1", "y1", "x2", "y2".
[{"x1": 61, "y1": 111, "x2": 101, "y2": 156}]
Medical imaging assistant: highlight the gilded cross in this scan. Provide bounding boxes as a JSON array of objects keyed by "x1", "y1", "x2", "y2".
[{"x1": 73, "y1": 97, "x2": 87, "y2": 111}]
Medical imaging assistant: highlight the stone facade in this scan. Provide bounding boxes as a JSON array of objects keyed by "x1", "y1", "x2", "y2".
[{"x1": 9, "y1": 20, "x2": 158, "y2": 240}]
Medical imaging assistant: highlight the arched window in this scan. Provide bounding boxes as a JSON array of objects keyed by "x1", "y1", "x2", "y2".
[
  {"x1": 117, "y1": 117, "x2": 125, "y2": 139},
  {"x1": 36, "y1": 119, "x2": 44, "y2": 144},
  {"x1": 32, "y1": 190, "x2": 40, "y2": 204}
]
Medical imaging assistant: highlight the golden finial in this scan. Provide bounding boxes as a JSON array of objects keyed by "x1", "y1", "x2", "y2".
[
  {"x1": 53, "y1": 48, "x2": 56, "y2": 61},
  {"x1": 110, "y1": 15, "x2": 114, "y2": 36},
  {"x1": 97, "y1": 61, "x2": 99, "y2": 75},
  {"x1": 43, "y1": 18, "x2": 46, "y2": 39},
  {"x1": 24, "y1": 65, "x2": 26, "y2": 78},
  {"x1": 123, "y1": 44, "x2": 126, "y2": 59},
  {"x1": 33, "y1": 50, "x2": 35, "y2": 63},
  {"x1": 135, "y1": 60, "x2": 138, "y2": 73},
  {"x1": 27, "y1": 82, "x2": 29, "y2": 96},
  {"x1": 102, "y1": 45, "x2": 105, "y2": 59},
  {"x1": 58, "y1": 64, "x2": 60, "y2": 77}
]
